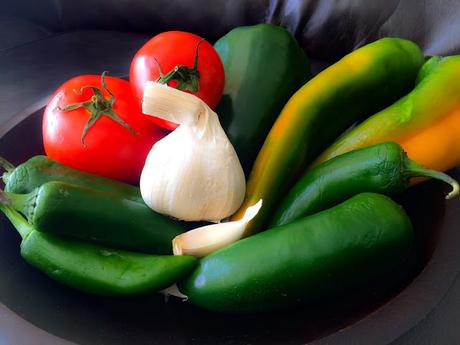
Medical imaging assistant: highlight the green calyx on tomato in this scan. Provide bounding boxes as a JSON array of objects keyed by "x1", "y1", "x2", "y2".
[
  {"x1": 57, "y1": 71, "x2": 136, "y2": 145},
  {"x1": 130, "y1": 31, "x2": 225, "y2": 130},
  {"x1": 155, "y1": 39, "x2": 205, "y2": 93},
  {"x1": 43, "y1": 72, "x2": 165, "y2": 184}
]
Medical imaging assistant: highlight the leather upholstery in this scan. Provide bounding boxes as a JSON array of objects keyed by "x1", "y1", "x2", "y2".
[
  {"x1": 4, "y1": 0, "x2": 460, "y2": 57},
  {"x1": 3, "y1": 0, "x2": 460, "y2": 125},
  {"x1": 0, "y1": 28, "x2": 150, "y2": 122}
]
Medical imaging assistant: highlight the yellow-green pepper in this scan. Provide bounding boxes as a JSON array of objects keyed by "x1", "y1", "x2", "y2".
[{"x1": 232, "y1": 38, "x2": 424, "y2": 234}]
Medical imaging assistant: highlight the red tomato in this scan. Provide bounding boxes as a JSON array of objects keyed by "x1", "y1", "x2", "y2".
[
  {"x1": 43, "y1": 74, "x2": 167, "y2": 184},
  {"x1": 130, "y1": 31, "x2": 225, "y2": 130}
]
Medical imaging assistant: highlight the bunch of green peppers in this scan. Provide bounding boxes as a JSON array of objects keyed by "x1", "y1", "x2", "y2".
[
  {"x1": 184, "y1": 29, "x2": 457, "y2": 313},
  {"x1": 0, "y1": 155, "x2": 197, "y2": 295}
]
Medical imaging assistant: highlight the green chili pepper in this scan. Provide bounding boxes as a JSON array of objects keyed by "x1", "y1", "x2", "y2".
[
  {"x1": 215, "y1": 23, "x2": 310, "y2": 175},
  {"x1": 182, "y1": 193, "x2": 413, "y2": 313},
  {"x1": 7, "y1": 181, "x2": 183, "y2": 254},
  {"x1": 271, "y1": 142, "x2": 459, "y2": 226},
  {"x1": 0, "y1": 203, "x2": 196, "y2": 296},
  {"x1": 232, "y1": 37, "x2": 425, "y2": 235},
  {"x1": 1, "y1": 155, "x2": 142, "y2": 201}
]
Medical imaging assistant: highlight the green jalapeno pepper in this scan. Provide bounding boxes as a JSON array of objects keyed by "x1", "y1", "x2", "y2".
[
  {"x1": 182, "y1": 193, "x2": 413, "y2": 313},
  {"x1": 6, "y1": 181, "x2": 183, "y2": 254},
  {"x1": 0, "y1": 203, "x2": 196, "y2": 296},
  {"x1": 271, "y1": 142, "x2": 459, "y2": 226},
  {"x1": 1, "y1": 155, "x2": 142, "y2": 201},
  {"x1": 232, "y1": 37, "x2": 424, "y2": 235}
]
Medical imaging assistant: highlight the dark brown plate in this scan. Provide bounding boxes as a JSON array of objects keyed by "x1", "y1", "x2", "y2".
[{"x1": 1, "y1": 107, "x2": 459, "y2": 345}]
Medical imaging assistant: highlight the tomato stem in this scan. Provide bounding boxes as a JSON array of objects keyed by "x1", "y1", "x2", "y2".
[
  {"x1": 57, "y1": 71, "x2": 136, "y2": 145},
  {"x1": 155, "y1": 39, "x2": 205, "y2": 93}
]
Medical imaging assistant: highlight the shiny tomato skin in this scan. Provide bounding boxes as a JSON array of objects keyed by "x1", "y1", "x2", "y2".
[
  {"x1": 43, "y1": 75, "x2": 167, "y2": 185},
  {"x1": 130, "y1": 31, "x2": 225, "y2": 130}
]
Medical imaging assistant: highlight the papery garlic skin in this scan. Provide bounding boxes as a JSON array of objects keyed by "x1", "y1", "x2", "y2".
[
  {"x1": 140, "y1": 82, "x2": 246, "y2": 222},
  {"x1": 172, "y1": 200, "x2": 262, "y2": 257},
  {"x1": 160, "y1": 284, "x2": 188, "y2": 301}
]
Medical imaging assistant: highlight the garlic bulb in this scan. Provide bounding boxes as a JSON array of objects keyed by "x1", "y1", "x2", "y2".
[
  {"x1": 140, "y1": 82, "x2": 246, "y2": 222},
  {"x1": 173, "y1": 200, "x2": 262, "y2": 257}
]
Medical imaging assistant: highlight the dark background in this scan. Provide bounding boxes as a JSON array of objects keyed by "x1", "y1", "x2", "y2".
[{"x1": 1, "y1": 1, "x2": 460, "y2": 344}]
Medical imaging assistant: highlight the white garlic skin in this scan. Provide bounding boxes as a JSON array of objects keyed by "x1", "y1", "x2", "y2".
[
  {"x1": 172, "y1": 200, "x2": 262, "y2": 257},
  {"x1": 140, "y1": 90, "x2": 246, "y2": 222}
]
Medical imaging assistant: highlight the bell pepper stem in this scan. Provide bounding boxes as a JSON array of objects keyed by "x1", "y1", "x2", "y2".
[{"x1": 405, "y1": 158, "x2": 459, "y2": 199}]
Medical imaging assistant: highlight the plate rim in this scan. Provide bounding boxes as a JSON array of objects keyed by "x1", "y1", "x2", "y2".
[{"x1": 0, "y1": 105, "x2": 459, "y2": 345}]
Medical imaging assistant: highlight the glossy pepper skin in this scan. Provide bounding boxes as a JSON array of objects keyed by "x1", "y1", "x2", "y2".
[
  {"x1": 215, "y1": 24, "x2": 310, "y2": 175},
  {"x1": 311, "y1": 56, "x2": 460, "y2": 172},
  {"x1": 1, "y1": 155, "x2": 142, "y2": 202},
  {"x1": 9, "y1": 181, "x2": 184, "y2": 255},
  {"x1": 0, "y1": 204, "x2": 196, "y2": 296},
  {"x1": 271, "y1": 142, "x2": 459, "y2": 226},
  {"x1": 182, "y1": 193, "x2": 413, "y2": 313},
  {"x1": 231, "y1": 38, "x2": 424, "y2": 234}
]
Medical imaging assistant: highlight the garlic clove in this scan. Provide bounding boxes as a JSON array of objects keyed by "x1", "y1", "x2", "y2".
[{"x1": 172, "y1": 200, "x2": 262, "y2": 257}]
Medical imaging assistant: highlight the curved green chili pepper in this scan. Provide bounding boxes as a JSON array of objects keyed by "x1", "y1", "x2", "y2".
[
  {"x1": 1, "y1": 155, "x2": 142, "y2": 201},
  {"x1": 271, "y1": 142, "x2": 459, "y2": 226},
  {"x1": 0, "y1": 203, "x2": 196, "y2": 296}
]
